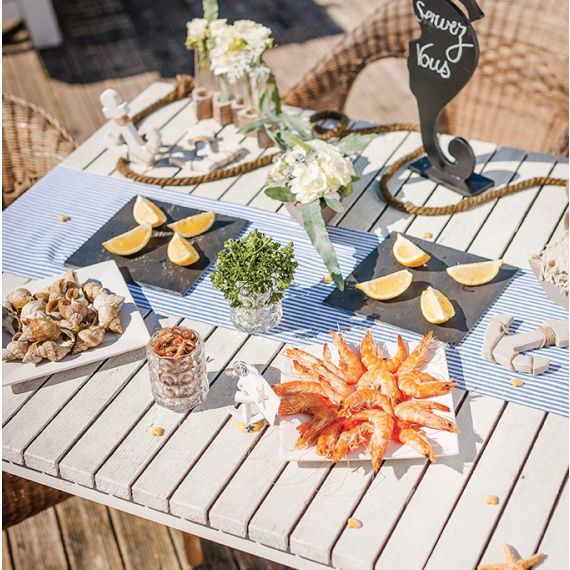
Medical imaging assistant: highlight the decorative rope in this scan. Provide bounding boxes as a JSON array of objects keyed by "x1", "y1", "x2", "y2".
[{"x1": 117, "y1": 75, "x2": 568, "y2": 216}]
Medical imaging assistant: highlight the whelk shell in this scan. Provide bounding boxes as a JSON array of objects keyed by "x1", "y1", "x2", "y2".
[
  {"x1": 93, "y1": 292, "x2": 124, "y2": 311},
  {"x1": 22, "y1": 342, "x2": 43, "y2": 364},
  {"x1": 36, "y1": 339, "x2": 72, "y2": 362},
  {"x1": 2, "y1": 303, "x2": 20, "y2": 335},
  {"x1": 72, "y1": 325, "x2": 105, "y2": 353},
  {"x1": 21, "y1": 317, "x2": 61, "y2": 342},
  {"x1": 20, "y1": 300, "x2": 47, "y2": 323},
  {"x1": 34, "y1": 291, "x2": 50, "y2": 303},
  {"x1": 97, "y1": 304, "x2": 123, "y2": 334},
  {"x1": 7, "y1": 288, "x2": 33, "y2": 309},
  {"x1": 3, "y1": 337, "x2": 29, "y2": 361},
  {"x1": 83, "y1": 281, "x2": 105, "y2": 302}
]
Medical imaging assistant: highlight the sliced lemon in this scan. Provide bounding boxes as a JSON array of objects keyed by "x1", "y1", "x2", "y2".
[
  {"x1": 167, "y1": 233, "x2": 200, "y2": 266},
  {"x1": 420, "y1": 286, "x2": 455, "y2": 324},
  {"x1": 356, "y1": 270, "x2": 413, "y2": 300},
  {"x1": 393, "y1": 234, "x2": 431, "y2": 267},
  {"x1": 167, "y1": 211, "x2": 215, "y2": 238},
  {"x1": 446, "y1": 260, "x2": 504, "y2": 286},
  {"x1": 133, "y1": 195, "x2": 167, "y2": 228},
  {"x1": 102, "y1": 223, "x2": 152, "y2": 256}
]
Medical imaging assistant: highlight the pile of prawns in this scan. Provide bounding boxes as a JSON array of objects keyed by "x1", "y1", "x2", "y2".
[{"x1": 274, "y1": 330, "x2": 459, "y2": 471}]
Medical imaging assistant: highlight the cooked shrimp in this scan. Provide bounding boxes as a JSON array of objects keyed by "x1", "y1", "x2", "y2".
[
  {"x1": 339, "y1": 388, "x2": 393, "y2": 417},
  {"x1": 332, "y1": 423, "x2": 371, "y2": 462},
  {"x1": 273, "y1": 381, "x2": 326, "y2": 398},
  {"x1": 330, "y1": 331, "x2": 365, "y2": 384},
  {"x1": 291, "y1": 360, "x2": 345, "y2": 405},
  {"x1": 348, "y1": 409, "x2": 394, "y2": 471},
  {"x1": 394, "y1": 400, "x2": 458, "y2": 433},
  {"x1": 316, "y1": 420, "x2": 344, "y2": 458},
  {"x1": 279, "y1": 393, "x2": 338, "y2": 448},
  {"x1": 383, "y1": 335, "x2": 408, "y2": 373},
  {"x1": 398, "y1": 371, "x2": 457, "y2": 398},
  {"x1": 396, "y1": 421, "x2": 435, "y2": 461},
  {"x1": 360, "y1": 330, "x2": 382, "y2": 369},
  {"x1": 357, "y1": 365, "x2": 402, "y2": 403},
  {"x1": 284, "y1": 347, "x2": 321, "y2": 369},
  {"x1": 322, "y1": 343, "x2": 344, "y2": 378},
  {"x1": 397, "y1": 331, "x2": 434, "y2": 374},
  {"x1": 311, "y1": 362, "x2": 353, "y2": 399}
]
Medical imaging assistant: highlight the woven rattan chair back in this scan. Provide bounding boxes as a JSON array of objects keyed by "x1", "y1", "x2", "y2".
[
  {"x1": 284, "y1": 0, "x2": 569, "y2": 156},
  {"x1": 2, "y1": 95, "x2": 77, "y2": 208}
]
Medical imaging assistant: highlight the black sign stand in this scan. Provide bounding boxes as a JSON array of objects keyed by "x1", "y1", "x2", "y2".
[{"x1": 407, "y1": 0, "x2": 494, "y2": 196}]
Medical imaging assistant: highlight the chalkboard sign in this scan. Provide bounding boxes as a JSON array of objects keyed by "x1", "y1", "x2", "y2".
[{"x1": 407, "y1": 0, "x2": 494, "y2": 196}]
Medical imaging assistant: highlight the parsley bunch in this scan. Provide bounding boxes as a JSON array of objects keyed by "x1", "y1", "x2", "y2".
[{"x1": 210, "y1": 230, "x2": 298, "y2": 308}]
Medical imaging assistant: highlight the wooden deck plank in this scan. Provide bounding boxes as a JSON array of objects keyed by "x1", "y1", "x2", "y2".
[
  {"x1": 109, "y1": 508, "x2": 182, "y2": 570},
  {"x1": 423, "y1": 404, "x2": 545, "y2": 570},
  {"x1": 55, "y1": 497, "x2": 124, "y2": 570},
  {"x1": 480, "y1": 413, "x2": 568, "y2": 566},
  {"x1": 503, "y1": 161, "x2": 569, "y2": 268},
  {"x1": 7, "y1": 508, "x2": 68, "y2": 570},
  {"x1": 2, "y1": 532, "x2": 13, "y2": 570},
  {"x1": 94, "y1": 327, "x2": 247, "y2": 499},
  {"x1": 538, "y1": 479, "x2": 569, "y2": 569}
]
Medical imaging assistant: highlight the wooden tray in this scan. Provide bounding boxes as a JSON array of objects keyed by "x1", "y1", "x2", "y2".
[
  {"x1": 324, "y1": 233, "x2": 518, "y2": 344},
  {"x1": 65, "y1": 197, "x2": 248, "y2": 296}
]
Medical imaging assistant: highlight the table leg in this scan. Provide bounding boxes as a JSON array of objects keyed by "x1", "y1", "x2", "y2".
[{"x1": 183, "y1": 532, "x2": 204, "y2": 567}]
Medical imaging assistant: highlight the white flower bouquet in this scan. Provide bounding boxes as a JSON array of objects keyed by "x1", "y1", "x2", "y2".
[{"x1": 265, "y1": 135, "x2": 373, "y2": 290}]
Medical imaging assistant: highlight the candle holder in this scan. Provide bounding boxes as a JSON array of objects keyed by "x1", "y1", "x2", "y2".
[{"x1": 147, "y1": 327, "x2": 208, "y2": 412}]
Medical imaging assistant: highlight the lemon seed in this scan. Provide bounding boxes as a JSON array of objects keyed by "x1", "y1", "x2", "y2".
[
  {"x1": 150, "y1": 427, "x2": 165, "y2": 436},
  {"x1": 347, "y1": 518, "x2": 362, "y2": 528},
  {"x1": 59, "y1": 214, "x2": 70, "y2": 222},
  {"x1": 511, "y1": 379, "x2": 524, "y2": 388},
  {"x1": 485, "y1": 495, "x2": 499, "y2": 505}
]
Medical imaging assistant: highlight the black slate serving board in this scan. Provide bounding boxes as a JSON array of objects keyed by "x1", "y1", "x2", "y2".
[
  {"x1": 66, "y1": 197, "x2": 248, "y2": 296},
  {"x1": 324, "y1": 233, "x2": 518, "y2": 345}
]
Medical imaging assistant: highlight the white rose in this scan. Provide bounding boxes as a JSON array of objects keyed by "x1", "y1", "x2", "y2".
[
  {"x1": 309, "y1": 140, "x2": 354, "y2": 190},
  {"x1": 290, "y1": 162, "x2": 329, "y2": 204},
  {"x1": 186, "y1": 18, "x2": 208, "y2": 43}
]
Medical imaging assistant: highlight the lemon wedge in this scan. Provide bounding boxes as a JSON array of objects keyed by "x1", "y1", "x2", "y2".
[
  {"x1": 167, "y1": 211, "x2": 215, "y2": 238},
  {"x1": 393, "y1": 234, "x2": 431, "y2": 267},
  {"x1": 102, "y1": 223, "x2": 152, "y2": 256},
  {"x1": 420, "y1": 286, "x2": 455, "y2": 324},
  {"x1": 133, "y1": 195, "x2": 167, "y2": 228},
  {"x1": 167, "y1": 233, "x2": 200, "y2": 266},
  {"x1": 446, "y1": 260, "x2": 503, "y2": 286},
  {"x1": 356, "y1": 270, "x2": 413, "y2": 300}
]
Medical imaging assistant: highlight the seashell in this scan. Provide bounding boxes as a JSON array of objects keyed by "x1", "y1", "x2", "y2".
[
  {"x1": 72, "y1": 325, "x2": 105, "y2": 353},
  {"x1": 21, "y1": 317, "x2": 61, "y2": 342},
  {"x1": 34, "y1": 290, "x2": 50, "y2": 303},
  {"x1": 59, "y1": 327, "x2": 75, "y2": 347},
  {"x1": 22, "y1": 342, "x2": 43, "y2": 364},
  {"x1": 36, "y1": 339, "x2": 71, "y2": 362},
  {"x1": 20, "y1": 300, "x2": 47, "y2": 323},
  {"x1": 2, "y1": 303, "x2": 20, "y2": 335},
  {"x1": 7, "y1": 288, "x2": 33, "y2": 309},
  {"x1": 83, "y1": 281, "x2": 105, "y2": 302},
  {"x1": 84, "y1": 307, "x2": 99, "y2": 326},
  {"x1": 96, "y1": 304, "x2": 123, "y2": 333},
  {"x1": 65, "y1": 287, "x2": 84, "y2": 301},
  {"x1": 45, "y1": 298, "x2": 62, "y2": 319},
  {"x1": 93, "y1": 292, "x2": 124, "y2": 311},
  {"x1": 3, "y1": 337, "x2": 29, "y2": 361}
]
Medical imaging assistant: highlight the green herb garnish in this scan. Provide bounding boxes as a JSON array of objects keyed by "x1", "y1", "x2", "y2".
[{"x1": 210, "y1": 230, "x2": 298, "y2": 308}]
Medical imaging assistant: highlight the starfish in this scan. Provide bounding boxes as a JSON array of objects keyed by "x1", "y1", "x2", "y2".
[{"x1": 478, "y1": 544, "x2": 545, "y2": 570}]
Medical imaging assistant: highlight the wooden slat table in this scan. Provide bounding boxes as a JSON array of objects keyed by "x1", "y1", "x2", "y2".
[{"x1": 3, "y1": 82, "x2": 568, "y2": 570}]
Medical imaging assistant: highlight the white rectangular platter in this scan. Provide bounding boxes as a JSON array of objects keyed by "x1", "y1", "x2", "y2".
[
  {"x1": 3, "y1": 260, "x2": 150, "y2": 386},
  {"x1": 277, "y1": 339, "x2": 459, "y2": 462}
]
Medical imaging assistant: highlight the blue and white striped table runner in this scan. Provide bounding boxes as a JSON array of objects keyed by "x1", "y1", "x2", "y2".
[{"x1": 3, "y1": 166, "x2": 568, "y2": 416}]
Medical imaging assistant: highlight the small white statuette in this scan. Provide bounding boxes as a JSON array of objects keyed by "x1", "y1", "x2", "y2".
[
  {"x1": 100, "y1": 88, "x2": 162, "y2": 166},
  {"x1": 228, "y1": 361, "x2": 280, "y2": 432}
]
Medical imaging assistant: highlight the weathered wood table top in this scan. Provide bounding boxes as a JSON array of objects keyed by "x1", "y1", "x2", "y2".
[{"x1": 3, "y1": 82, "x2": 568, "y2": 570}]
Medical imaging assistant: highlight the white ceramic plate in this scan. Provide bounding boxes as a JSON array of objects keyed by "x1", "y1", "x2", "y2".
[
  {"x1": 277, "y1": 339, "x2": 459, "y2": 462},
  {"x1": 2, "y1": 261, "x2": 150, "y2": 386}
]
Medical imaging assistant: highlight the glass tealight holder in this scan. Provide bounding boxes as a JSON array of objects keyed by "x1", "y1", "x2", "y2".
[{"x1": 147, "y1": 326, "x2": 208, "y2": 412}]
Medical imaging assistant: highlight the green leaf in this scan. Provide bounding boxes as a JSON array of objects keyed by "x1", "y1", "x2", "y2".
[
  {"x1": 336, "y1": 133, "x2": 376, "y2": 156},
  {"x1": 301, "y1": 201, "x2": 344, "y2": 290},
  {"x1": 339, "y1": 182, "x2": 353, "y2": 197},
  {"x1": 282, "y1": 114, "x2": 313, "y2": 141},
  {"x1": 324, "y1": 196, "x2": 344, "y2": 213},
  {"x1": 203, "y1": 0, "x2": 218, "y2": 21},
  {"x1": 269, "y1": 77, "x2": 282, "y2": 115},
  {"x1": 265, "y1": 186, "x2": 296, "y2": 202}
]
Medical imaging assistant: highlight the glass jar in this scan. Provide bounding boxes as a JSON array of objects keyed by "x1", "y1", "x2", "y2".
[
  {"x1": 147, "y1": 327, "x2": 208, "y2": 412},
  {"x1": 229, "y1": 280, "x2": 283, "y2": 334},
  {"x1": 193, "y1": 49, "x2": 214, "y2": 93}
]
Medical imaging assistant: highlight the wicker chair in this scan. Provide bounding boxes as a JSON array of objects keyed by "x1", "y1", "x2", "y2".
[
  {"x1": 2, "y1": 94, "x2": 77, "y2": 208},
  {"x1": 284, "y1": 0, "x2": 569, "y2": 156}
]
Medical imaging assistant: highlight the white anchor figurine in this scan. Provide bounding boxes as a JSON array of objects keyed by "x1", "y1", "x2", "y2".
[
  {"x1": 100, "y1": 88, "x2": 162, "y2": 166},
  {"x1": 228, "y1": 361, "x2": 280, "y2": 433}
]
